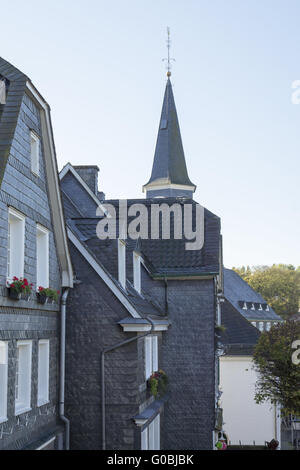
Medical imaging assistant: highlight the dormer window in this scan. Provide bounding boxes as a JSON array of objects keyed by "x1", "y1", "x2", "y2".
[
  {"x1": 118, "y1": 239, "x2": 126, "y2": 289},
  {"x1": 30, "y1": 131, "x2": 40, "y2": 176},
  {"x1": 258, "y1": 304, "x2": 263, "y2": 311},
  {"x1": 133, "y1": 252, "x2": 141, "y2": 294},
  {"x1": 251, "y1": 303, "x2": 255, "y2": 310},
  {"x1": 242, "y1": 302, "x2": 247, "y2": 310},
  {"x1": 266, "y1": 305, "x2": 269, "y2": 311}
]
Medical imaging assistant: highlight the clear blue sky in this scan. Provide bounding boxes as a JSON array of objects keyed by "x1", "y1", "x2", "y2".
[{"x1": 2, "y1": 0, "x2": 300, "y2": 268}]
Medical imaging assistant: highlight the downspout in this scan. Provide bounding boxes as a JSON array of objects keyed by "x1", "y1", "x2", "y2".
[
  {"x1": 101, "y1": 316, "x2": 155, "y2": 450},
  {"x1": 59, "y1": 288, "x2": 70, "y2": 450},
  {"x1": 164, "y1": 276, "x2": 168, "y2": 315}
]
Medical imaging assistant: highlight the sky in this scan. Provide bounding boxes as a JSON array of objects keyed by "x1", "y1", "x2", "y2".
[{"x1": 1, "y1": 0, "x2": 300, "y2": 269}]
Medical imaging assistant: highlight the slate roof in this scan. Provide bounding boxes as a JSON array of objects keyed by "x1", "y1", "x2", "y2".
[
  {"x1": 65, "y1": 197, "x2": 220, "y2": 278},
  {"x1": 0, "y1": 57, "x2": 28, "y2": 186},
  {"x1": 143, "y1": 79, "x2": 196, "y2": 190},
  {"x1": 223, "y1": 268, "x2": 281, "y2": 322},
  {"x1": 67, "y1": 222, "x2": 165, "y2": 319},
  {"x1": 220, "y1": 299, "x2": 261, "y2": 356}
]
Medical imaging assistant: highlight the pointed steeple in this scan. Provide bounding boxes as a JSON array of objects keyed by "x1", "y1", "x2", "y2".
[{"x1": 143, "y1": 78, "x2": 196, "y2": 198}]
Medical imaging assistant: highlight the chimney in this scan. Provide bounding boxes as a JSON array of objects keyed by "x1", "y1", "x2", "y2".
[{"x1": 73, "y1": 165, "x2": 99, "y2": 195}]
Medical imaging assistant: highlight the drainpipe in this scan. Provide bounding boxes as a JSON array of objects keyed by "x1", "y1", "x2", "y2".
[
  {"x1": 101, "y1": 316, "x2": 155, "y2": 450},
  {"x1": 164, "y1": 277, "x2": 168, "y2": 315},
  {"x1": 59, "y1": 288, "x2": 70, "y2": 450}
]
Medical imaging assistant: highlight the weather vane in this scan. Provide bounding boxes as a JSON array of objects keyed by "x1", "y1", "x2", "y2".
[{"x1": 162, "y1": 27, "x2": 175, "y2": 77}]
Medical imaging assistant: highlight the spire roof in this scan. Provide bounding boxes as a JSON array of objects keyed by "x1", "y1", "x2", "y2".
[{"x1": 143, "y1": 78, "x2": 196, "y2": 197}]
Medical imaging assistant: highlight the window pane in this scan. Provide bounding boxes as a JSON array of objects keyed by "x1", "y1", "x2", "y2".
[
  {"x1": 38, "y1": 341, "x2": 49, "y2": 406},
  {"x1": 15, "y1": 341, "x2": 32, "y2": 415},
  {"x1": 145, "y1": 337, "x2": 152, "y2": 380},
  {"x1": 152, "y1": 336, "x2": 158, "y2": 372},
  {"x1": 0, "y1": 342, "x2": 8, "y2": 421}
]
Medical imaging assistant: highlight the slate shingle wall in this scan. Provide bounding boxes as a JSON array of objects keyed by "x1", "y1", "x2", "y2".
[
  {"x1": 65, "y1": 242, "x2": 145, "y2": 450},
  {"x1": 141, "y1": 271, "x2": 216, "y2": 450},
  {"x1": 0, "y1": 92, "x2": 62, "y2": 449}
]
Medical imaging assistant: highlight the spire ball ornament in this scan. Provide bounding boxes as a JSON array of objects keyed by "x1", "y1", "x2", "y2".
[{"x1": 162, "y1": 27, "x2": 175, "y2": 78}]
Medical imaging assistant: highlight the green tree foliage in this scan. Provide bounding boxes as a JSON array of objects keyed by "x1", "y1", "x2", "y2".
[
  {"x1": 253, "y1": 321, "x2": 300, "y2": 416},
  {"x1": 232, "y1": 264, "x2": 300, "y2": 319}
]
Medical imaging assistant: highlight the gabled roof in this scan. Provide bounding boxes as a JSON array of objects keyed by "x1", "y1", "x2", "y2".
[
  {"x1": 143, "y1": 79, "x2": 196, "y2": 196},
  {"x1": 0, "y1": 57, "x2": 73, "y2": 287},
  {"x1": 223, "y1": 268, "x2": 281, "y2": 322},
  {"x1": 0, "y1": 57, "x2": 28, "y2": 186},
  {"x1": 220, "y1": 299, "x2": 261, "y2": 356},
  {"x1": 65, "y1": 198, "x2": 220, "y2": 278},
  {"x1": 67, "y1": 225, "x2": 165, "y2": 320}
]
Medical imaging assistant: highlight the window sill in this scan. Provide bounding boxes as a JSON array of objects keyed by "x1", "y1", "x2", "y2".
[
  {"x1": 37, "y1": 399, "x2": 49, "y2": 407},
  {"x1": 15, "y1": 406, "x2": 32, "y2": 416}
]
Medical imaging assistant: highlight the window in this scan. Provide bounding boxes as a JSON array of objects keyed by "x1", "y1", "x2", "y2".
[
  {"x1": 133, "y1": 252, "x2": 141, "y2": 294},
  {"x1": 145, "y1": 335, "x2": 158, "y2": 380},
  {"x1": 266, "y1": 322, "x2": 271, "y2": 331},
  {"x1": 258, "y1": 322, "x2": 264, "y2": 332},
  {"x1": 15, "y1": 341, "x2": 32, "y2": 415},
  {"x1": 118, "y1": 239, "x2": 126, "y2": 289},
  {"x1": 36, "y1": 224, "x2": 49, "y2": 288},
  {"x1": 141, "y1": 414, "x2": 160, "y2": 450},
  {"x1": 251, "y1": 303, "x2": 255, "y2": 310},
  {"x1": 30, "y1": 131, "x2": 40, "y2": 175},
  {"x1": 7, "y1": 208, "x2": 25, "y2": 280},
  {"x1": 242, "y1": 302, "x2": 247, "y2": 310},
  {"x1": 266, "y1": 305, "x2": 270, "y2": 312},
  {"x1": 258, "y1": 304, "x2": 263, "y2": 311},
  {"x1": 38, "y1": 340, "x2": 49, "y2": 406},
  {"x1": 0, "y1": 341, "x2": 8, "y2": 422}
]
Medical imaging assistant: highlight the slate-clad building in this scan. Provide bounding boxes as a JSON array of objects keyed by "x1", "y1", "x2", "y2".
[
  {"x1": 60, "y1": 75, "x2": 223, "y2": 449},
  {"x1": 0, "y1": 58, "x2": 73, "y2": 450}
]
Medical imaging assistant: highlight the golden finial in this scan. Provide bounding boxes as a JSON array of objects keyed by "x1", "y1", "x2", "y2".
[{"x1": 163, "y1": 27, "x2": 175, "y2": 78}]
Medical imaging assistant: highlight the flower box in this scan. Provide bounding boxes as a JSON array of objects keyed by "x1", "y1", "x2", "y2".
[
  {"x1": 147, "y1": 370, "x2": 168, "y2": 398},
  {"x1": 7, "y1": 277, "x2": 33, "y2": 301},
  {"x1": 37, "y1": 286, "x2": 60, "y2": 304}
]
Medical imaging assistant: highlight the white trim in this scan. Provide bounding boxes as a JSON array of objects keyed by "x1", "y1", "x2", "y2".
[
  {"x1": 120, "y1": 323, "x2": 168, "y2": 332},
  {"x1": 67, "y1": 228, "x2": 140, "y2": 318},
  {"x1": 133, "y1": 252, "x2": 141, "y2": 294},
  {"x1": 30, "y1": 130, "x2": 40, "y2": 176},
  {"x1": 143, "y1": 181, "x2": 195, "y2": 193},
  {"x1": 25, "y1": 81, "x2": 73, "y2": 288},
  {"x1": 0, "y1": 341, "x2": 8, "y2": 422},
  {"x1": 7, "y1": 207, "x2": 25, "y2": 280},
  {"x1": 36, "y1": 436, "x2": 56, "y2": 450},
  {"x1": 59, "y1": 162, "x2": 101, "y2": 208},
  {"x1": 118, "y1": 239, "x2": 126, "y2": 289}
]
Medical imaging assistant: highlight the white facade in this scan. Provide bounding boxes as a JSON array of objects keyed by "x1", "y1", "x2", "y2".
[{"x1": 220, "y1": 356, "x2": 280, "y2": 446}]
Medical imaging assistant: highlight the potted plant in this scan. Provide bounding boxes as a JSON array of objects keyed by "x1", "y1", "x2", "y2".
[
  {"x1": 7, "y1": 277, "x2": 33, "y2": 300},
  {"x1": 45, "y1": 288, "x2": 60, "y2": 304},
  {"x1": 36, "y1": 286, "x2": 47, "y2": 304},
  {"x1": 148, "y1": 369, "x2": 168, "y2": 398},
  {"x1": 37, "y1": 286, "x2": 60, "y2": 304}
]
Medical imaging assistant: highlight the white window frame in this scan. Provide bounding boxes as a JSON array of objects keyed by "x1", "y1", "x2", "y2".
[
  {"x1": 15, "y1": 340, "x2": 32, "y2": 416},
  {"x1": 36, "y1": 224, "x2": 49, "y2": 289},
  {"x1": 251, "y1": 303, "x2": 255, "y2": 310},
  {"x1": 242, "y1": 302, "x2": 247, "y2": 310},
  {"x1": 30, "y1": 130, "x2": 40, "y2": 176},
  {"x1": 0, "y1": 341, "x2": 8, "y2": 423},
  {"x1": 7, "y1": 207, "x2": 25, "y2": 281},
  {"x1": 141, "y1": 414, "x2": 160, "y2": 450},
  {"x1": 133, "y1": 252, "x2": 141, "y2": 294},
  {"x1": 258, "y1": 322, "x2": 264, "y2": 332},
  {"x1": 145, "y1": 335, "x2": 158, "y2": 380},
  {"x1": 37, "y1": 340, "x2": 50, "y2": 407},
  {"x1": 118, "y1": 239, "x2": 126, "y2": 289}
]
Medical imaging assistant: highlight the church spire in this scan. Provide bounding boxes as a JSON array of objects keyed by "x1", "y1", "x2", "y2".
[
  {"x1": 143, "y1": 29, "x2": 196, "y2": 199},
  {"x1": 143, "y1": 78, "x2": 196, "y2": 198}
]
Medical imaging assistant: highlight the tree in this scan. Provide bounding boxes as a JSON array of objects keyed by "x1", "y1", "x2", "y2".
[
  {"x1": 253, "y1": 321, "x2": 300, "y2": 416},
  {"x1": 232, "y1": 264, "x2": 300, "y2": 319}
]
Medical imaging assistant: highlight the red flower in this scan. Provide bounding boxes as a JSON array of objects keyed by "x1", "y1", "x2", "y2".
[
  {"x1": 38, "y1": 286, "x2": 44, "y2": 292},
  {"x1": 11, "y1": 284, "x2": 15, "y2": 288},
  {"x1": 57, "y1": 290, "x2": 60, "y2": 295},
  {"x1": 13, "y1": 276, "x2": 18, "y2": 281}
]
